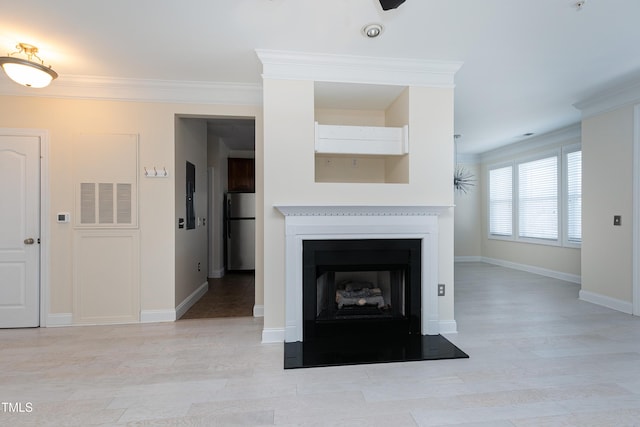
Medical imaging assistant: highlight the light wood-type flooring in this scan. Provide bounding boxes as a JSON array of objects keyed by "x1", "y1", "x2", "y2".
[{"x1": 2, "y1": 262, "x2": 640, "y2": 426}]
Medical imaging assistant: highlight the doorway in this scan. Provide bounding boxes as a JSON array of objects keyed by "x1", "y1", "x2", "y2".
[{"x1": 180, "y1": 117, "x2": 256, "y2": 319}]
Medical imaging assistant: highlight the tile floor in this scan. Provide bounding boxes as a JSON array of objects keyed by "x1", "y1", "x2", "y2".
[
  {"x1": 2, "y1": 262, "x2": 640, "y2": 426},
  {"x1": 180, "y1": 272, "x2": 255, "y2": 319}
]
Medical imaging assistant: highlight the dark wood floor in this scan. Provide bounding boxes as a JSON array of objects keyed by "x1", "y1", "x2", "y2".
[{"x1": 180, "y1": 272, "x2": 255, "y2": 319}]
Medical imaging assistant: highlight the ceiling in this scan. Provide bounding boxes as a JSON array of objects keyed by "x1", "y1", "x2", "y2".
[{"x1": 2, "y1": 0, "x2": 640, "y2": 154}]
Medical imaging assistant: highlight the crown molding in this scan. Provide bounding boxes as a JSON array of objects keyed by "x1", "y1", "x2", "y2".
[
  {"x1": 574, "y1": 79, "x2": 640, "y2": 119},
  {"x1": 256, "y1": 49, "x2": 462, "y2": 88},
  {"x1": 0, "y1": 75, "x2": 262, "y2": 105},
  {"x1": 479, "y1": 123, "x2": 581, "y2": 163}
]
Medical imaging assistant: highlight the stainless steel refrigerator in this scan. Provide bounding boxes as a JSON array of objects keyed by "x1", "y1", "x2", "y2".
[{"x1": 225, "y1": 193, "x2": 255, "y2": 270}]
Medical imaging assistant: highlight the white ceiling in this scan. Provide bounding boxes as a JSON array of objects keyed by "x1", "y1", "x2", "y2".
[{"x1": 2, "y1": 0, "x2": 640, "y2": 154}]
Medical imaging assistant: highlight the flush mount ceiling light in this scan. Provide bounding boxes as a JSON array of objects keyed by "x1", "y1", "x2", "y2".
[
  {"x1": 362, "y1": 23, "x2": 384, "y2": 38},
  {"x1": 0, "y1": 43, "x2": 58, "y2": 88}
]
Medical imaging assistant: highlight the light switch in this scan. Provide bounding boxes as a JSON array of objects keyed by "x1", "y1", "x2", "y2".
[{"x1": 614, "y1": 215, "x2": 622, "y2": 226}]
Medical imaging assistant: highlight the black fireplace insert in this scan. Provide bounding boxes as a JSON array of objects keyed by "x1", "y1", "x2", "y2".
[{"x1": 303, "y1": 238, "x2": 422, "y2": 341}]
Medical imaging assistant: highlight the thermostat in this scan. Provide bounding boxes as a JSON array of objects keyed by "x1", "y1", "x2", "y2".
[{"x1": 57, "y1": 212, "x2": 70, "y2": 223}]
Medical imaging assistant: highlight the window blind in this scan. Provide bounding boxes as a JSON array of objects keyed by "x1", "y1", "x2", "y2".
[
  {"x1": 489, "y1": 166, "x2": 513, "y2": 236},
  {"x1": 567, "y1": 150, "x2": 582, "y2": 243},
  {"x1": 518, "y1": 156, "x2": 558, "y2": 240}
]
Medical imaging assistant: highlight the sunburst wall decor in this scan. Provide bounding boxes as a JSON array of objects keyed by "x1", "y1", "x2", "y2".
[
  {"x1": 454, "y1": 165, "x2": 475, "y2": 194},
  {"x1": 453, "y1": 134, "x2": 475, "y2": 194}
]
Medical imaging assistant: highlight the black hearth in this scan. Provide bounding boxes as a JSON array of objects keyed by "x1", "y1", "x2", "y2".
[{"x1": 284, "y1": 238, "x2": 469, "y2": 368}]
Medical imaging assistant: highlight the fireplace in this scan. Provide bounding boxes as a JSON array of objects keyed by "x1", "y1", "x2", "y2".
[
  {"x1": 275, "y1": 205, "x2": 468, "y2": 368},
  {"x1": 303, "y1": 239, "x2": 422, "y2": 341},
  {"x1": 274, "y1": 204, "x2": 447, "y2": 343}
]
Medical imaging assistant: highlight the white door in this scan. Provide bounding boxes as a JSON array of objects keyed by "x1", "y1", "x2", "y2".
[{"x1": 0, "y1": 135, "x2": 40, "y2": 327}]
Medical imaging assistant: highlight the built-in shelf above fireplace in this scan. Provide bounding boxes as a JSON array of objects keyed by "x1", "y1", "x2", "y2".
[{"x1": 315, "y1": 122, "x2": 409, "y2": 156}]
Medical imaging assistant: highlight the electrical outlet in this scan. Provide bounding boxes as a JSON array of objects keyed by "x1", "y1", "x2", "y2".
[
  {"x1": 197, "y1": 262, "x2": 201, "y2": 272},
  {"x1": 438, "y1": 284, "x2": 445, "y2": 296}
]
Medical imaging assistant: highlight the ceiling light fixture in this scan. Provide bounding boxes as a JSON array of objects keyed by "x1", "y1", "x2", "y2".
[
  {"x1": 362, "y1": 23, "x2": 384, "y2": 38},
  {"x1": 0, "y1": 43, "x2": 58, "y2": 88}
]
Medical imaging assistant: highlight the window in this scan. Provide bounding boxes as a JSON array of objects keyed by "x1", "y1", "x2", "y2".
[
  {"x1": 518, "y1": 156, "x2": 558, "y2": 240},
  {"x1": 566, "y1": 149, "x2": 582, "y2": 243},
  {"x1": 487, "y1": 146, "x2": 581, "y2": 247},
  {"x1": 489, "y1": 165, "x2": 513, "y2": 237}
]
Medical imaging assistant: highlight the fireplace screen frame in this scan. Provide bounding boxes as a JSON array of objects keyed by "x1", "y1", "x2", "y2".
[{"x1": 303, "y1": 239, "x2": 421, "y2": 342}]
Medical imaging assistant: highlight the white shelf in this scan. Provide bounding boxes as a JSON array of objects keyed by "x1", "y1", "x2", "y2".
[{"x1": 315, "y1": 122, "x2": 408, "y2": 156}]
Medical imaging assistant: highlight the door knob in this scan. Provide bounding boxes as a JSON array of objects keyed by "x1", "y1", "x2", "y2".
[{"x1": 24, "y1": 238, "x2": 35, "y2": 245}]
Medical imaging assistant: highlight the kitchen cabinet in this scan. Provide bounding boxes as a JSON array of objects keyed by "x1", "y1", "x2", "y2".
[{"x1": 228, "y1": 158, "x2": 255, "y2": 192}]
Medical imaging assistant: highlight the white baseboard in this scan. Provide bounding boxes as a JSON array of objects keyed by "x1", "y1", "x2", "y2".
[
  {"x1": 253, "y1": 305, "x2": 264, "y2": 317},
  {"x1": 46, "y1": 313, "x2": 72, "y2": 327},
  {"x1": 262, "y1": 328, "x2": 285, "y2": 343},
  {"x1": 208, "y1": 268, "x2": 225, "y2": 279},
  {"x1": 579, "y1": 290, "x2": 633, "y2": 314},
  {"x1": 481, "y1": 257, "x2": 581, "y2": 284},
  {"x1": 439, "y1": 320, "x2": 458, "y2": 334},
  {"x1": 140, "y1": 309, "x2": 176, "y2": 323},
  {"x1": 454, "y1": 256, "x2": 482, "y2": 262},
  {"x1": 175, "y1": 281, "x2": 209, "y2": 320}
]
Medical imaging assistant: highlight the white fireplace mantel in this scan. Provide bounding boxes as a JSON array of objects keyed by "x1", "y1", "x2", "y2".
[
  {"x1": 272, "y1": 204, "x2": 448, "y2": 343},
  {"x1": 274, "y1": 204, "x2": 452, "y2": 217}
]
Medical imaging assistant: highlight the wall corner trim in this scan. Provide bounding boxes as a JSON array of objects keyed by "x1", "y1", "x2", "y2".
[
  {"x1": 140, "y1": 310, "x2": 177, "y2": 323},
  {"x1": 579, "y1": 290, "x2": 633, "y2": 315},
  {"x1": 481, "y1": 257, "x2": 581, "y2": 284},
  {"x1": 262, "y1": 328, "x2": 285, "y2": 343},
  {"x1": 253, "y1": 305, "x2": 265, "y2": 317},
  {"x1": 174, "y1": 281, "x2": 209, "y2": 320},
  {"x1": 439, "y1": 320, "x2": 458, "y2": 334},
  {"x1": 46, "y1": 313, "x2": 73, "y2": 327},
  {"x1": 454, "y1": 256, "x2": 482, "y2": 262},
  {"x1": 208, "y1": 268, "x2": 225, "y2": 279}
]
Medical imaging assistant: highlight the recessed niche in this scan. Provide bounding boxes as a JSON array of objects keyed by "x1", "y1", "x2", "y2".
[{"x1": 314, "y1": 82, "x2": 409, "y2": 184}]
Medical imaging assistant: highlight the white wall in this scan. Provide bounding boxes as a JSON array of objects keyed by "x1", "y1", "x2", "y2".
[
  {"x1": 262, "y1": 80, "x2": 456, "y2": 331},
  {"x1": 174, "y1": 118, "x2": 208, "y2": 307},
  {"x1": 0, "y1": 95, "x2": 262, "y2": 322},
  {"x1": 207, "y1": 133, "x2": 230, "y2": 277},
  {"x1": 581, "y1": 105, "x2": 634, "y2": 304},
  {"x1": 454, "y1": 162, "x2": 482, "y2": 258}
]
